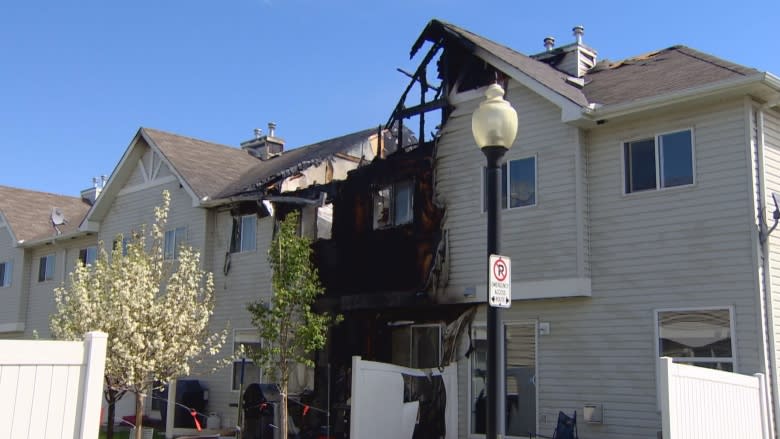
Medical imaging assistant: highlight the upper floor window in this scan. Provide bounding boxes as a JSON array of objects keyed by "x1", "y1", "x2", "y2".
[
  {"x1": 79, "y1": 246, "x2": 98, "y2": 266},
  {"x1": 0, "y1": 260, "x2": 11, "y2": 287},
  {"x1": 230, "y1": 215, "x2": 257, "y2": 253},
  {"x1": 164, "y1": 227, "x2": 186, "y2": 260},
  {"x1": 373, "y1": 180, "x2": 414, "y2": 229},
  {"x1": 624, "y1": 129, "x2": 694, "y2": 194},
  {"x1": 483, "y1": 156, "x2": 537, "y2": 211},
  {"x1": 656, "y1": 307, "x2": 734, "y2": 371},
  {"x1": 38, "y1": 254, "x2": 55, "y2": 282}
]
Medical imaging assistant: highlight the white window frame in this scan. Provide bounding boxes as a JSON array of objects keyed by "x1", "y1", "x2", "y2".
[
  {"x1": 0, "y1": 260, "x2": 11, "y2": 287},
  {"x1": 481, "y1": 155, "x2": 538, "y2": 212},
  {"x1": 232, "y1": 329, "x2": 262, "y2": 392},
  {"x1": 467, "y1": 320, "x2": 539, "y2": 439},
  {"x1": 231, "y1": 214, "x2": 257, "y2": 253},
  {"x1": 164, "y1": 226, "x2": 187, "y2": 260},
  {"x1": 38, "y1": 253, "x2": 55, "y2": 282},
  {"x1": 622, "y1": 128, "x2": 696, "y2": 195},
  {"x1": 654, "y1": 306, "x2": 736, "y2": 369}
]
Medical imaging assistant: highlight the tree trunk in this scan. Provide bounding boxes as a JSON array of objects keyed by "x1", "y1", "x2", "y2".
[
  {"x1": 281, "y1": 380, "x2": 288, "y2": 439},
  {"x1": 134, "y1": 391, "x2": 145, "y2": 439},
  {"x1": 105, "y1": 387, "x2": 118, "y2": 439}
]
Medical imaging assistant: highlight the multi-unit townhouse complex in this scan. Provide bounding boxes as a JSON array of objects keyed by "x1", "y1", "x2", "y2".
[{"x1": 3, "y1": 18, "x2": 780, "y2": 439}]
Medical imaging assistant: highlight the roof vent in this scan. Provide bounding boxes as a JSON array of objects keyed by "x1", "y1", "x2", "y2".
[
  {"x1": 543, "y1": 36, "x2": 555, "y2": 52},
  {"x1": 80, "y1": 176, "x2": 106, "y2": 206}
]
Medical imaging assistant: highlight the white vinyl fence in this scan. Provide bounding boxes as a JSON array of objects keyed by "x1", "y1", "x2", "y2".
[
  {"x1": 658, "y1": 357, "x2": 771, "y2": 439},
  {"x1": 350, "y1": 356, "x2": 458, "y2": 439},
  {"x1": 0, "y1": 332, "x2": 107, "y2": 439}
]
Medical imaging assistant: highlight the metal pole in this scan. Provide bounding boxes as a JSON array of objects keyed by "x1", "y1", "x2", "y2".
[{"x1": 483, "y1": 145, "x2": 507, "y2": 439}]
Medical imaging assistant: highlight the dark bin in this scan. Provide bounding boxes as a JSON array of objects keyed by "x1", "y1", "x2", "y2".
[
  {"x1": 243, "y1": 383, "x2": 281, "y2": 439},
  {"x1": 159, "y1": 379, "x2": 208, "y2": 429}
]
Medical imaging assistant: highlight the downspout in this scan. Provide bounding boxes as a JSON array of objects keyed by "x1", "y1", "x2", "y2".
[{"x1": 753, "y1": 99, "x2": 779, "y2": 437}]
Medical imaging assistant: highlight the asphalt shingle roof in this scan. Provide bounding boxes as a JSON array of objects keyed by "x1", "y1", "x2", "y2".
[
  {"x1": 0, "y1": 185, "x2": 90, "y2": 242},
  {"x1": 142, "y1": 126, "x2": 395, "y2": 201},
  {"x1": 583, "y1": 45, "x2": 759, "y2": 106}
]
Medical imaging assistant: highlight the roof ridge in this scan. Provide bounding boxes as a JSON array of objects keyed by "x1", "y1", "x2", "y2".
[
  {"x1": 0, "y1": 184, "x2": 83, "y2": 201},
  {"x1": 141, "y1": 127, "x2": 237, "y2": 151}
]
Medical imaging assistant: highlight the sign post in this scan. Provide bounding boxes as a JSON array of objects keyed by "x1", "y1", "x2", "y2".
[{"x1": 489, "y1": 254, "x2": 511, "y2": 308}]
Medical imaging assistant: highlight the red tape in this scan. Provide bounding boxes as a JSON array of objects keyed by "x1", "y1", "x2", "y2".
[
  {"x1": 303, "y1": 405, "x2": 310, "y2": 416},
  {"x1": 190, "y1": 409, "x2": 202, "y2": 431}
]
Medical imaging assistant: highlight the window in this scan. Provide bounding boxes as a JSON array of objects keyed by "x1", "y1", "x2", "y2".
[
  {"x1": 232, "y1": 330, "x2": 262, "y2": 391},
  {"x1": 38, "y1": 254, "x2": 55, "y2": 282},
  {"x1": 391, "y1": 324, "x2": 442, "y2": 369},
  {"x1": 0, "y1": 261, "x2": 11, "y2": 287},
  {"x1": 483, "y1": 156, "x2": 537, "y2": 211},
  {"x1": 79, "y1": 246, "x2": 98, "y2": 266},
  {"x1": 230, "y1": 215, "x2": 257, "y2": 253},
  {"x1": 164, "y1": 227, "x2": 186, "y2": 260},
  {"x1": 373, "y1": 180, "x2": 414, "y2": 229},
  {"x1": 470, "y1": 322, "x2": 537, "y2": 436},
  {"x1": 624, "y1": 129, "x2": 694, "y2": 193},
  {"x1": 656, "y1": 308, "x2": 734, "y2": 371}
]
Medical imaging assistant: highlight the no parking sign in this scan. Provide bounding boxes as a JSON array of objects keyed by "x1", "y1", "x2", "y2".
[{"x1": 488, "y1": 254, "x2": 511, "y2": 308}]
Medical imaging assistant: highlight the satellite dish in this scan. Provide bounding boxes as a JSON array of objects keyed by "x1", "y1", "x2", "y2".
[{"x1": 51, "y1": 207, "x2": 67, "y2": 226}]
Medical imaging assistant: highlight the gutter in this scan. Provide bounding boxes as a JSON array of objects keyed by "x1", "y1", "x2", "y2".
[
  {"x1": 581, "y1": 73, "x2": 778, "y2": 122},
  {"x1": 17, "y1": 229, "x2": 90, "y2": 248}
]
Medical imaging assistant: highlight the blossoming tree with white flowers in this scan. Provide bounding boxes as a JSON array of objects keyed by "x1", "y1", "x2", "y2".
[
  {"x1": 246, "y1": 211, "x2": 341, "y2": 439},
  {"x1": 51, "y1": 190, "x2": 226, "y2": 439}
]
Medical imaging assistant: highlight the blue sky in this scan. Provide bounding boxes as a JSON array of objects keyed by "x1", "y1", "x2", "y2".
[{"x1": 2, "y1": 0, "x2": 779, "y2": 196}]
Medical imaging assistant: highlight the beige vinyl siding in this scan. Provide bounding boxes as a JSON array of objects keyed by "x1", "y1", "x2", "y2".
[
  {"x1": 455, "y1": 99, "x2": 759, "y2": 439},
  {"x1": 0, "y1": 227, "x2": 25, "y2": 333},
  {"x1": 24, "y1": 234, "x2": 97, "y2": 339},
  {"x1": 761, "y1": 107, "x2": 780, "y2": 418},
  {"x1": 437, "y1": 82, "x2": 580, "y2": 300},
  {"x1": 197, "y1": 210, "x2": 275, "y2": 428}
]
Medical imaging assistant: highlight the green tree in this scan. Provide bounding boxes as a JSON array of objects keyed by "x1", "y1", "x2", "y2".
[
  {"x1": 50, "y1": 190, "x2": 226, "y2": 439},
  {"x1": 246, "y1": 211, "x2": 340, "y2": 439}
]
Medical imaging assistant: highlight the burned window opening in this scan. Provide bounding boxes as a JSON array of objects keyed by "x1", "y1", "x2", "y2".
[{"x1": 372, "y1": 180, "x2": 414, "y2": 230}]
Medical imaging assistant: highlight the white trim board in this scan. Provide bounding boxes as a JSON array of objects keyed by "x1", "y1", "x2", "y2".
[
  {"x1": 470, "y1": 277, "x2": 592, "y2": 301},
  {"x1": 0, "y1": 322, "x2": 25, "y2": 333}
]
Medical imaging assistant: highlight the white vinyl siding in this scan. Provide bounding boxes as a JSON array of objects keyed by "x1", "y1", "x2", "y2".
[{"x1": 437, "y1": 83, "x2": 580, "y2": 298}]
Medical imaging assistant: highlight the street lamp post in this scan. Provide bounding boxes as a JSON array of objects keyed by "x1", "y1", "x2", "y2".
[{"x1": 471, "y1": 83, "x2": 519, "y2": 439}]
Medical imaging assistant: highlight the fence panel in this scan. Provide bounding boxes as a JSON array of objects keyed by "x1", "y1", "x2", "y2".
[
  {"x1": 0, "y1": 332, "x2": 107, "y2": 439},
  {"x1": 659, "y1": 357, "x2": 771, "y2": 439}
]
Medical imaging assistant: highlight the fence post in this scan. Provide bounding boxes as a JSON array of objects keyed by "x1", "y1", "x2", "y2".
[
  {"x1": 658, "y1": 357, "x2": 673, "y2": 439},
  {"x1": 755, "y1": 373, "x2": 771, "y2": 439},
  {"x1": 78, "y1": 331, "x2": 108, "y2": 439}
]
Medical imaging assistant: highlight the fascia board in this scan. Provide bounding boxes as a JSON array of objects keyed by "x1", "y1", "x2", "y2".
[
  {"x1": 79, "y1": 130, "x2": 146, "y2": 229},
  {"x1": 583, "y1": 73, "x2": 773, "y2": 121},
  {"x1": 471, "y1": 46, "x2": 586, "y2": 120},
  {"x1": 18, "y1": 229, "x2": 90, "y2": 248},
  {"x1": 0, "y1": 211, "x2": 20, "y2": 247}
]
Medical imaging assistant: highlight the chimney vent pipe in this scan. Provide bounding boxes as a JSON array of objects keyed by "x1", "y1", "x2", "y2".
[
  {"x1": 268, "y1": 122, "x2": 277, "y2": 138},
  {"x1": 543, "y1": 36, "x2": 555, "y2": 51},
  {"x1": 573, "y1": 25, "x2": 584, "y2": 44},
  {"x1": 254, "y1": 128, "x2": 263, "y2": 139}
]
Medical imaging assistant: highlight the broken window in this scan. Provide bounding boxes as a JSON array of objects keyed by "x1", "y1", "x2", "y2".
[
  {"x1": 373, "y1": 180, "x2": 414, "y2": 229},
  {"x1": 230, "y1": 214, "x2": 257, "y2": 253}
]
